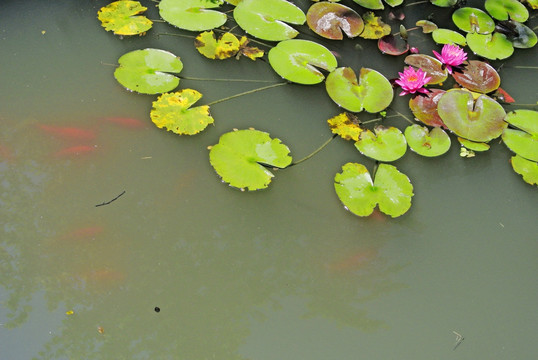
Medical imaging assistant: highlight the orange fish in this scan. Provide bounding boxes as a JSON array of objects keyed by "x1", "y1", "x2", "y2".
[
  {"x1": 38, "y1": 124, "x2": 97, "y2": 141},
  {"x1": 0, "y1": 143, "x2": 15, "y2": 162},
  {"x1": 103, "y1": 117, "x2": 146, "y2": 129},
  {"x1": 54, "y1": 145, "x2": 97, "y2": 157},
  {"x1": 58, "y1": 226, "x2": 104, "y2": 241},
  {"x1": 325, "y1": 249, "x2": 377, "y2": 273}
]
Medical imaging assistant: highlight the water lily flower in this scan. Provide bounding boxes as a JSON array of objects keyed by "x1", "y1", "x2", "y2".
[
  {"x1": 432, "y1": 44, "x2": 467, "y2": 74},
  {"x1": 394, "y1": 67, "x2": 431, "y2": 96}
]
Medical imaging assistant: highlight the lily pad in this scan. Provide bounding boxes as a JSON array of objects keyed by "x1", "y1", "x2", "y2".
[
  {"x1": 502, "y1": 128, "x2": 538, "y2": 161},
  {"x1": 437, "y1": 90, "x2": 507, "y2": 142},
  {"x1": 431, "y1": 28, "x2": 467, "y2": 46},
  {"x1": 334, "y1": 162, "x2": 413, "y2": 217},
  {"x1": 359, "y1": 12, "x2": 391, "y2": 39},
  {"x1": 466, "y1": 32, "x2": 514, "y2": 60},
  {"x1": 306, "y1": 2, "x2": 364, "y2": 40},
  {"x1": 159, "y1": 0, "x2": 227, "y2": 32},
  {"x1": 416, "y1": 20, "x2": 438, "y2": 33},
  {"x1": 325, "y1": 67, "x2": 393, "y2": 113},
  {"x1": 430, "y1": 0, "x2": 458, "y2": 6},
  {"x1": 114, "y1": 49, "x2": 183, "y2": 94},
  {"x1": 504, "y1": 110, "x2": 538, "y2": 135},
  {"x1": 405, "y1": 125, "x2": 451, "y2": 157},
  {"x1": 496, "y1": 20, "x2": 538, "y2": 48},
  {"x1": 355, "y1": 126, "x2": 407, "y2": 162},
  {"x1": 404, "y1": 54, "x2": 447, "y2": 85},
  {"x1": 97, "y1": 1, "x2": 152, "y2": 36},
  {"x1": 268, "y1": 39, "x2": 337, "y2": 85},
  {"x1": 452, "y1": 7, "x2": 495, "y2": 34},
  {"x1": 457, "y1": 137, "x2": 490, "y2": 151},
  {"x1": 351, "y1": 0, "x2": 403, "y2": 10},
  {"x1": 209, "y1": 129, "x2": 292, "y2": 191},
  {"x1": 485, "y1": 0, "x2": 529, "y2": 22},
  {"x1": 451, "y1": 60, "x2": 500, "y2": 93},
  {"x1": 327, "y1": 112, "x2": 363, "y2": 142},
  {"x1": 409, "y1": 89, "x2": 447, "y2": 128},
  {"x1": 378, "y1": 34, "x2": 409, "y2": 55},
  {"x1": 150, "y1": 89, "x2": 214, "y2": 135},
  {"x1": 233, "y1": 0, "x2": 306, "y2": 41},
  {"x1": 194, "y1": 31, "x2": 240, "y2": 60},
  {"x1": 510, "y1": 155, "x2": 538, "y2": 185}
]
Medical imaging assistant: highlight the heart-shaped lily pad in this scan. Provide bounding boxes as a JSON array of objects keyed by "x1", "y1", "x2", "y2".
[
  {"x1": 404, "y1": 54, "x2": 447, "y2": 84},
  {"x1": 114, "y1": 48, "x2": 183, "y2": 94},
  {"x1": 334, "y1": 162, "x2": 413, "y2": 217},
  {"x1": 510, "y1": 155, "x2": 538, "y2": 185},
  {"x1": 97, "y1": 1, "x2": 152, "y2": 36},
  {"x1": 325, "y1": 67, "x2": 393, "y2": 113},
  {"x1": 150, "y1": 89, "x2": 214, "y2": 135},
  {"x1": 466, "y1": 32, "x2": 514, "y2": 60},
  {"x1": 452, "y1": 7, "x2": 495, "y2": 34},
  {"x1": 437, "y1": 90, "x2": 507, "y2": 142},
  {"x1": 502, "y1": 128, "x2": 538, "y2": 161},
  {"x1": 409, "y1": 89, "x2": 447, "y2": 128},
  {"x1": 268, "y1": 39, "x2": 337, "y2": 84},
  {"x1": 159, "y1": 0, "x2": 227, "y2": 32},
  {"x1": 504, "y1": 109, "x2": 538, "y2": 135},
  {"x1": 451, "y1": 60, "x2": 500, "y2": 93},
  {"x1": 209, "y1": 129, "x2": 293, "y2": 191},
  {"x1": 355, "y1": 126, "x2": 407, "y2": 162},
  {"x1": 457, "y1": 137, "x2": 491, "y2": 151},
  {"x1": 195, "y1": 31, "x2": 240, "y2": 60},
  {"x1": 233, "y1": 0, "x2": 306, "y2": 41},
  {"x1": 306, "y1": 2, "x2": 364, "y2": 40},
  {"x1": 405, "y1": 124, "x2": 451, "y2": 157},
  {"x1": 431, "y1": 28, "x2": 467, "y2": 46},
  {"x1": 378, "y1": 34, "x2": 409, "y2": 55},
  {"x1": 485, "y1": 0, "x2": 529, "y2": 22},
  {"x1": 416, "y1": 20, "x2": 438, "y2": 33}
]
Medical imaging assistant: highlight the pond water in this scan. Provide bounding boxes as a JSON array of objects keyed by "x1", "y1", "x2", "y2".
[{"x1": 1, "y1": 1, "x2": 537, "y2": 359}]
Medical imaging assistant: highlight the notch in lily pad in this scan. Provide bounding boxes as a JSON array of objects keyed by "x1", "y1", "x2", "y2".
[
  {"x1": 98, "y1": 0, "x2": 152, "y2": 36},
  {"x1": 334, "y1": 162, "x2": 413, "y2": 218},
  {"x1": 114, "y1": 49, "x2": 183, "y2": 94},
  {"x1": 405, "y1": 125, "x2": 451, "y2": 157},
  {"x1": 306, "y1": 2, "x2": 364, "y2": 40},
  {"x1": 159, "y1": 0, "x2": 227, "y2": 32},
  {"x1": 355, "y1": 126, "x2": 407, "y2": 162},
  {"x1": 502, "y1": 110, "x2": 538, "y2": 162},
  {"x1": 209, "y1": 129, "x2": 292, "y2": 191}
]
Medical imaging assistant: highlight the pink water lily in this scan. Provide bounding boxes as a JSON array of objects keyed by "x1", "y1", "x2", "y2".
[
  {"x1": 394, "y1": 67, "x2": 431, "y2": 96},
  {"x1": 432, "y1": 44, "x2": 467, "y2": 74}
]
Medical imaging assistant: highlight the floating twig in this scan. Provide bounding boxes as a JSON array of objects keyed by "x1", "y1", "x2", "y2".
[
  {"x1": 95, "y1": 190, "x2": 126, "y2": 207},
  {"x1": 452, "y1": 330, "x2": 464, "y2": 350}
]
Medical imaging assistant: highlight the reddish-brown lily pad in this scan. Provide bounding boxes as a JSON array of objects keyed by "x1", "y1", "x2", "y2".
[
  {"x1": 307, "y1": 2, "x2": 364, "y2": 40},
  {"x1": 378, "y1": 34, "x2": 409, "y2": 55},
  {"x1": 404, "y1": 54, "x2": 448, "y2": 85},
  {"x1": 409, "y1": 89, "x2": 447, "y2": 128},
  {"x1": 452, "y1": 60, "x2": 500, "y2": 93}
]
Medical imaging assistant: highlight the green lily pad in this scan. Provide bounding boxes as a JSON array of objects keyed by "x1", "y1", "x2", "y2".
[
  {"x1": 416, "y1": 20, "x2": 438, "y2": 33},
  {"x1": 457, "y1": 137, "x2": 490, "y2": 151},
  {"x1": 359, "y1": 12, "x2": 391, "y2": 39},
  {"x1": 306, "y1": 2, "x2": 364, "y2": 40},
  {"x1": 451, "y1": 60, "x2": 500, "y2": 93},
  {"x1": 268, "y1": 39, "x2": 337, "y2": 85},
  {"x1": 431, "y1": 28, "x2": 467, "y2": 46},
  {"x1": 430, "y1": 0, "x2": 458, "y2": 6},
  {"x1": 325, "y1": 67, "x2": 393, "y2": 113},
  {"x1": 502, "y1": 129, "x2": 538, "y2": 161},
  {"x1": 209, "y1": 129, "x2": 292, "y2": 191},
  {"x1": 159, "y1": 0, "x2": 227, "y2": 32},
  {"x1": 504, "y1": 110, "x2": 538, "y2": 135},
  {"x1": 452, "y1": 7, "x2": 495, "y2": 34},
  {"x1": 437, "y1": 90, "x2": 507, "y2": 142},
  {"x1": 404, "y1": 54, "x2": 448, "y2": 85},
  {"x1": 466, "y1": 32, "x2": 514, "y2": 60},
  {"x1": 510, "y1": 155, "x2": 538, "y2": 185},
  {"x1": 351, "y1": 0, "x2": 403, "y2": 10},
  {"x1": 97, "y1": 1, "x2": 152, "y2": 36},
  {"x1": 233, "y1": 0, "x2": 306, "y2": 41},
  {"x1": 497, "y1": 20, "x2": 538, "y2": 49},
  {"x1": 150, "y1": 89, "x2": 214, "y2": 135},
  {"x1": 355, "y1": 126, "x2": 407, "y2": 162},
  {"x1": 409, "y1": 89, "x2": 447, "y2": 128},
  {"x1": 485, "y1": 0, "x2": 529, "y2": 22},
  {"x1": 405, "y1": 125, "x2": 451, "y2": 157},
  {"x1": 114, "y1": 49, "x2": 183, "y2": 94},
  {"x1": 334, "y1": 162, "x2": 413, "y2": 217}
]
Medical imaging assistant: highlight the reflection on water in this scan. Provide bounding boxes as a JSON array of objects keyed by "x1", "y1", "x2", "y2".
[{"x1": 1, "y1": 1, "x2": 537, "y2": 359}]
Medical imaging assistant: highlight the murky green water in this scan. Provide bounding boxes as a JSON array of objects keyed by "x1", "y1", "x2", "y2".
[{"x1": 1, "y1": 1, "x2": 537, "y2": 359}]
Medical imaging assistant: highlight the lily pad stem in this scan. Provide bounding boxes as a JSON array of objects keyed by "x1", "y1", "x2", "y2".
[
  {"x1": 180, "y1": 76, "x2": 279, "y2": 83},
  {"x1": 361, "y1": 114, "x2": 400, "y2": 125},
  {"x1": 289, "y1": 134, "x2": 337, "y2": 167},
  {"x1": 206, "y1": 82, "x2": 288, "y2": 106},
  {"x1": 157, "y1": 32, "x2": 195, "y2": 40},
  {"x1": 392, "y1": 109, "x2": 415, "y2": 125}
]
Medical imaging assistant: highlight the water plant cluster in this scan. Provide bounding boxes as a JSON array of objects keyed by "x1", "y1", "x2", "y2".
[{"x1": 97, "y1": 0, "x2": 537, "y2": 218}]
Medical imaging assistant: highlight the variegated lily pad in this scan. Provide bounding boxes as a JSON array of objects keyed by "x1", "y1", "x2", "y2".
[{"x1": 405, "y1": 125, "x2": 451, "y2": 157}]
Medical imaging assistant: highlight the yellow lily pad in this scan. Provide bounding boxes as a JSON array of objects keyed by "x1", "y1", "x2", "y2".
[
  {"x1": 97, "y1": 0, "x2": 152, "y2": 36},
  {"x1": 195, "y1": 31, "x2": 240, "y2": 60}
]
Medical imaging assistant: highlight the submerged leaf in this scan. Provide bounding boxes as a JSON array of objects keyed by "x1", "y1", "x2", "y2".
[
  {"x1": 405, "y1": 125, "x2": 451, "y2": 157},
  {"x1": 114, "y1": 49, "x2": 183, "y2": 94},
  {"x1": 334, "y1": 162, "x2": 413, "y2": 217},
  {"x1": 355, "y1": 126, "x2": 407, "y2": 162},
  {"x1": 306, "y1": 2, "x2": 364, "y2": 40},
  {"x1": 159, "y1": 0, "x2": 227, "y2": 31},
  {"x1": 497, "y1": 20, "x2": 538, "y2": 49},
  {"x1": 360, "y1": 12, "x2": 391, "y2": 39},
  {"x1": 451, "y1": 60, "x2": 500, "y2": 93},
  {"x1": 195, "y1": 31, "x2": 240, "y2": 60},
  {"x1": 209, "y1": 129, "x2": 292, "y2": 191},
  {"x1": 510, "y1": 155, "x2": 538, "y2": 185},
  {"x1": 97, "y1": 1, "x2": 152, "y2": 36},
  {"x1": 327, "y1": 112, "x2": 363, "y2": 141},
  {"x1": 150, "y1": 89, "x2": 214, "y2": 135}
]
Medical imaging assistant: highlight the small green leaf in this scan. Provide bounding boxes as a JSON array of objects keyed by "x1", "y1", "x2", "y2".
[
  {"x1": 431, "y1": 28, "x2": 467, "y2": 46},
  {"x1": 209, "y1": 129, "x2": 292, "y2": 191},
  {"x1": 457, "y1": 137, "x2": 490, "y2": 151},
  {"x1": 334, "y1": 163, "x2": 413, "y2": 217},
  {"x1": 114, "y1": 49, "x2": 183, "y2": 94},
  {"x1": 97, "y1": 1, "x2": 152, "y2": 36},
  {"x1": 485, "y1": 0, "x2": 529, "y2": 22},
  {"x1": 405, "y1": 125, "x2": 451, "y2": 157},
  {"x1": 159, "y1": 0, "x2": 227, "y2": 31},
  {"x1": 150, "y1": 89, "x2": 214, "y2": 135},
  {"x1": 452, "y1": 7, "x2": 495, "y2": 34},
  {"x1": 510, "y1": 155, "x2": 538, "y2": 185},
  {"x1": 355, "y1": 126, "x2": 407, "y2": 162},
  {"x1": 268, "y1": 39, "x2": 337, "y2": 84},
  {"x1": 430, "y1": 0, "x2": 458, "y2": 7}
]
